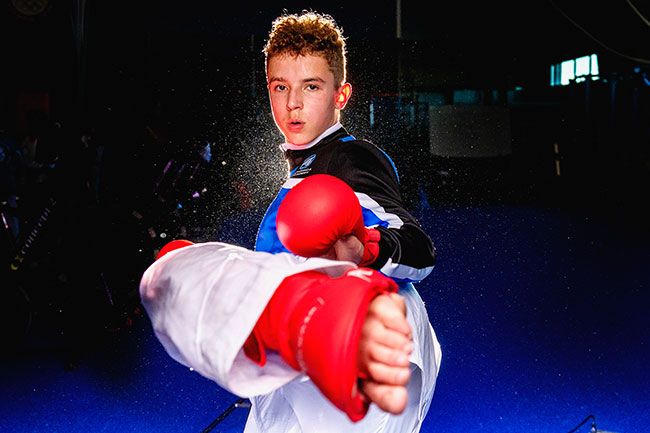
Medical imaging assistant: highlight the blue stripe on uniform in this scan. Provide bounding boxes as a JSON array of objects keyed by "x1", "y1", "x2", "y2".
[
  {"x1": 377, "y1": 147, "x2": 400, "y2": 183},
  {"x1": 362, "y1": 207, "x2": 389, "y2": 228},
  {"x1": 254, "y1": 188, "x2": 291, "y2": 254}
]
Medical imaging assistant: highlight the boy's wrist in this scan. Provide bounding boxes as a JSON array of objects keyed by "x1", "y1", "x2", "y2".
[{"x1": 358, "y1": 228, "x2": 381, "y2": 267}]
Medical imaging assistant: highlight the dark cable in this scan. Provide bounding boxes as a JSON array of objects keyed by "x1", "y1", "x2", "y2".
[
  {"x1": 201, "y1": 398, "x2": 249, "y2": 433},
  {"x1": 626, "y1": 0, "x2": 650, "y2": 28},
  {"x1": 548, "y1": 0, "x2": 650, "y2": 64},
  {"x1": 566, "y1": 414, "x2": 596, "y2": 433},
  {"x1": 10, "y1": 198, "x2": 56, "y2": 272}
]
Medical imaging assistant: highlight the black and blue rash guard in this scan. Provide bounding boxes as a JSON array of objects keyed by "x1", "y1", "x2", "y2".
[{"x1": 255, "y1": 126, "x2": 436, "y2": 284}]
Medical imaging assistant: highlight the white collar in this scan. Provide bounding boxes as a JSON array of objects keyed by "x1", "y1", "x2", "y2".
[{"x1": 280, "y1": 122, "x2": 343, "y2": 151}]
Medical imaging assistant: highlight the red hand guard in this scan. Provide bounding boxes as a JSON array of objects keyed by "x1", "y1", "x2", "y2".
[
  {"x1": 244, "y1": 268, "x2": 398, "y2": 422},
  {"x1": 276, "y1": 174, "x2": 380, "y2": 266},
  {"x1": 155, "y1": 239, "x2": 194, "y2": 260}
]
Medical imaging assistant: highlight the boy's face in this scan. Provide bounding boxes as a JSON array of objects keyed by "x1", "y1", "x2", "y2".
[{"x1": 267, "y1": 53, "x2": 351, "y2": 146}]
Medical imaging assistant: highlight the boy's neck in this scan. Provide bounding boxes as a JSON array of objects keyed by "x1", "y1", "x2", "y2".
[{"x1": 281, "y1": 122, "x2": 343, "y2": 151}]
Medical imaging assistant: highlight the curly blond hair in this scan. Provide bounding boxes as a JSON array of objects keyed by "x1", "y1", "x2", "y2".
[{"x1": 263, "y1": 10, "x2": 347, "y2": 86}]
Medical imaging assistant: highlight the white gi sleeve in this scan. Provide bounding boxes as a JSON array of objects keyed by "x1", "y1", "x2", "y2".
[{"x1": 139, "y1": 241, "x2": 355, "y2": 398}]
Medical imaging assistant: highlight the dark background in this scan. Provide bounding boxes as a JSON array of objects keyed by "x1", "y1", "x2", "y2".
[{"x1": 1, "y1": 1, "x2": 649, "y2": 432}]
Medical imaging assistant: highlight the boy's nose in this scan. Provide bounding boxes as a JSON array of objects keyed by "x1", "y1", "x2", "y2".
[{"x1": 287, "y1": 89, "x2": 303, "y2": 110}]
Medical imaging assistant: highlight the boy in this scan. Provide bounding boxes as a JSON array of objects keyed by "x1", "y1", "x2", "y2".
[
  {"x1": 247, "y1": 10, "x2": 441, "y2": 433},
  {"x1": 139, "y1": 9, "x2": 441, "y2": 433}
]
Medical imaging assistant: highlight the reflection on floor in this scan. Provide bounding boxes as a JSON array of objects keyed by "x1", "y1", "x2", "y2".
[{"x1": 2, "y1": 194, "x2": 649, "y2": 433}]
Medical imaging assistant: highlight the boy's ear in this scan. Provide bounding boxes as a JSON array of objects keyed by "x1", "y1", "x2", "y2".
[{"x1": 335, "y1": 83, "x2": 352, "y2": 109}]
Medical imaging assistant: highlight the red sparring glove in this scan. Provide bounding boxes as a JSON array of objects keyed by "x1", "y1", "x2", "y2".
[
  {"x1": 155, "y1": 239, "x2": 194, "y2": 260},
  {"x1": 276, "y1": 174, "x2": 380, "y2": 266},
  {"x1": 243, "y1": 267, "x2": 398, "y2": 422}
]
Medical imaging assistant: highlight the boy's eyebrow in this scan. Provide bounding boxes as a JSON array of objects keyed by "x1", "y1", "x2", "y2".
[
  {"x1": 268, "y1": 76, "x2": 326, "y2": 84},
  {"x1": 301, "y1": 77, "x2": 326, "y2": 83}
]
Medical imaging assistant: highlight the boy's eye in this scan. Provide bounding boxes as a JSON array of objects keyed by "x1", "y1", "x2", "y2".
[
  {"x1": 274, "y1": 84, "x2": 287, "y2": 92},
  {"x1": 305, "y1": 84, "x2": 319, "y2": 91}
]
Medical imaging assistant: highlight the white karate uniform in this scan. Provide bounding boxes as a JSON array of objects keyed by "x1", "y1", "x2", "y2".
[{"x1": 139, "y1": 241, "x2": 442, "y2": 433}]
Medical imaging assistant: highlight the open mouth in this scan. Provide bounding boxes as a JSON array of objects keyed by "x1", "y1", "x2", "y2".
[{"x1": 287, "y1": 120, "x2": 304, "y2": 131}]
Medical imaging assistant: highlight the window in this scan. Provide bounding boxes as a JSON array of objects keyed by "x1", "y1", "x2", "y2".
[{"x1": 550, "y1": 54, "x2": 599, "y2": 86}]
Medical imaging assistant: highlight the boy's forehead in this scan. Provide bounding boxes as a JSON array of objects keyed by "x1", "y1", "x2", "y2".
[{"x1": 267, "y1": 53, "x2": 334, "y2": 80}]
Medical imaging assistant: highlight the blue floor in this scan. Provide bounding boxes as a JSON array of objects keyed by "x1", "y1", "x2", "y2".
[{"x1": 2, "y1": 194, "x2": 649, "y2": 433}]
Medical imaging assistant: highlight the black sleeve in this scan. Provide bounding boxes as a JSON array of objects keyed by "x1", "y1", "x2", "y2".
[{"x1": 329, "y1": 141, "x2": 436, "y2": 281}]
